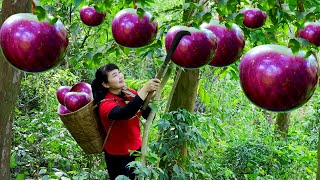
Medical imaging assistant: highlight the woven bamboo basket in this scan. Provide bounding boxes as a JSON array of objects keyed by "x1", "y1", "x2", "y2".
[{"x1": 59, "y1": 101, "x2": 105, "y2": 154}]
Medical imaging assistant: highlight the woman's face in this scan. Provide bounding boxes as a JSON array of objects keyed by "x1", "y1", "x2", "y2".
[{"x1": 105, "y1": 69, "x2": 126, "y2": 90}]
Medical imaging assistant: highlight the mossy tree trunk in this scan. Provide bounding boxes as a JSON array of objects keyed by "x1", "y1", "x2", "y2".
[
  {"x1": 0, "y1": 1, "x2": 32, "y2": 179},
  {"x1": 274, "y1": 112, "x2": 290, "y2": 139},
  {"x1": 167, "y1": 69, "x2": 200, "y2": 157}
]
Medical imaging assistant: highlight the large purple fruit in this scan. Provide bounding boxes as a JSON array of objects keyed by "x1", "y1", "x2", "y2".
[
  {"x1": 64, "y1": 92, "x2": 91, "y2": 112},
  {"x1": 58, "y1": 104, "x2": 70, "y2": 115},
  {"x1": 112, "y1": 8, "x2": 158, "y2": 48},
  {"x1": 0, "y1": 13, "x2": 68, "y2": 72},
  {"x1": 80, "y1": 6, "x2": 106, "y2": 27},
  {"x1": 56, "y1": 86, "x2": 71, "y2": 105},
  {"x1": 165, "y1": 25, "x2": 217, "y2": 69},
  {"x1": 201, "y1": 21, "x2": 245, "y2": 67},
  {"x1": 299, "y1": 22, "x2": 320, "y2": 46},
  {"x1": 70, "y1": 82, "x2": 93, "y2": 100},
  {"x1": 240, "y1": 8, "x2": 267, "y2": 29},
  {"x1": 239, "y1": 44, "x2": 318, "y2": 111}
]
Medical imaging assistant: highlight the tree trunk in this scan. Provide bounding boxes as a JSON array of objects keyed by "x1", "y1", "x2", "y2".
[
  {"x1": 0, "y1": 1, "x2": 32, "y2": 179},
  {"x1": 262, "y1": 110, "x2": 274, "y2": 125},
  {"x1": 168, "y1": 69, "x2": 199, "y2": 112},
  {"x1": 274, "y1": 112, "x2": 290, "y2": 139},
  {"x1": 165, "y1": 0, "x2": 204, "y2": 159},
  {"x1": 167, "y1": 69, "x2": 199, "y2": 157}
]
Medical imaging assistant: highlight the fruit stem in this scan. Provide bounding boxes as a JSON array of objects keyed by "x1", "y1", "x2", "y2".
[
  {"x1": 32, "y1": 0, "x2": 36, "y2": 14},
  {"x1": 133, "y1": 0, "x2": 137, "y2": 9}
]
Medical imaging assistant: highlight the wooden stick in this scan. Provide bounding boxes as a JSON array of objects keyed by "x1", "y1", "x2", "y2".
[
  {"x1": 140, "y1": 63, "x2": 174, "y2": 167},
  {"x1": 141, "y1": 30, "x2": 191, "y2": 110}
]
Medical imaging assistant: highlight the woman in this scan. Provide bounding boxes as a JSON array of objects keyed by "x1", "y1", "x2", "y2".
[{"x1": 91, "y1": 63, "x2": 160, "y2": 180}]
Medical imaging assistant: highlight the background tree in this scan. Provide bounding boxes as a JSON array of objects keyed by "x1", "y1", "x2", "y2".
[{"x1": 0, "y1": 1, "x2": 32, "y2": 179}]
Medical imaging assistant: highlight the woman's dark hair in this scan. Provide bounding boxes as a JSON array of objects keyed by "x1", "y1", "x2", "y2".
[{"x1": 91, "y1": 63, "x2": 119, "y2": 105}]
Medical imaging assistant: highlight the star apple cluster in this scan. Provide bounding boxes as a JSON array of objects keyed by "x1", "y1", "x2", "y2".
[{"x1": 56, "y1": 82, "x2": 93, "y2": 114}]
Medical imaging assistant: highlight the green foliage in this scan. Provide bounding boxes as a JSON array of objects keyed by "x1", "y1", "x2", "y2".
[
  {"x1": 148, "y1": 109, "x2": 220, "y2": 179},
  {"x1": 74, "y1": 0, "x2": 82, "y2": 9},
  {"x1": 10, "y1": 0, "x2": 320, "y2": 179},
  {"x1": 127, "y1": 154, "x2": 167, "y2": 179},
  {"x1": 11, "y1": 69, "x2": 107, "y2": 179},
  {"x1": 16, "y1": 69, "x2": 79, "y2": 115}
]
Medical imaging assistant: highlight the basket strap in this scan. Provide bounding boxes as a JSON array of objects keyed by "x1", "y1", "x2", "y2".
[
  {"x1": 102, "y1": 120, "x2": 115, "y2": 150},
  {"x1": 100, "y1": 98, "x2": 118, "y2": 150},
  {"x1": 122, "y1": 89, "x2": 136, "y2": 98}
]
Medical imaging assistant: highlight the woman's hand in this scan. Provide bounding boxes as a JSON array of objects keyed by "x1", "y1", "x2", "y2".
[
  {"x1": 138, "y1": 78, "x2": 161, "y2": 100},
  {"x1": 144, "y1": 78, "x2": 161, "y2": 92}
]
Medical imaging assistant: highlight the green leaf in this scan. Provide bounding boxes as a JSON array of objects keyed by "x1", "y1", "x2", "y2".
[
  {"x1": 225, "y1": 22, "x2": 232, "y2": 29},
  {"x1": 55, "y1": 172, "x2": 64, "y2": 178},
  {"x1": 202, "y1": 12, "x2": 212, "y2": 23},
  {"x1": 149, "y1": 103, "x2": 159, "y2": 111},
  {"x1": 41, "y1": 175, "x2": 50, "y2": 180},
  {"x1": 299, "y1": 38, "x2": 311, "y2": 46},
  {"x1": 93, "y1": 52, "x2": 103, "y2": 65},
  {"x1": 235, "y1": 13, "x2": 244, "y2": 24},
  {"x1": 150, "y1": 16, "x2": 155, "y2": 22},
  {"x1": 305, "y1": 50, "x2": 313, "y2": 59},
  {"x1": 137, "y1": 0, "x2": 154, "y2": 7},
  {"x1": 136, "y1": 8, "x2": 145, "y2": 20},
  {"x1": 48, "y1": 16, "x2": 58, "y2": 25},
  {"x1": 289, "y1": 38, "x2": 300, "y2": 54},
  {"x1": 147, "y1": 152, "x2": 160, "y2": 164},
  {"x1": 306, "y1": 12, "x2": 316, "y2": 21},
  {"x1": 227, "y1": 12, "x2": 238, "y2": 21},
  {"x1": 288, "y1": 0, "x2": 297, "y2": 11},
  {"x1": 173, "y1": 164, "x2": 182, "y2": 174},
  {"x1": 115, "y1": 175, "x2": 130, "y2": 180},
  {"x1": 183, "y1": 3, "x2": 190, "y2": 10},
  {"x1": 147, "y1": 50, "x2": 154, "y2": 58},
  {"x1": 216, "y1": 8, "x2": 223, "y2": 15},
  {"x1": 16, "y1": 174, "x2": 24, "y2": 180},
  {"x1": 74, "y1": 0, "x2": 83, "y2": 9},
  {"x1": 123, "y1": 47, "x2": 130, "y2": 55},
  {"x1": 39, "y1": 168, "x2": 47, "y2": 175},
  {"x1": 125, "y1": 0, "x2": 132, "y2": 5},
  {"x1": 35, "y1": 6, "x2": 46, "y2": 21},
  {"x1": 10, "y1": 153, "x2": 16, "y2": 169}
]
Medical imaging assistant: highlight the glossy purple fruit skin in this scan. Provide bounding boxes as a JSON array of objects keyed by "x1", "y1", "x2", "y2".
[
  {"x1": 64, "y1": 92, "x2": 91, "y2": 112},
  {"x1": 112, "y1": 8, "x2": 158, "y2": 48},
  {"x1": 201, "y1": 22, "x2": 245, "y2": 67},
  {"x1": 242, "y1": 8, "x2": 267, "y2": 29},
  {"x1": 58, "y1": 104, "x2": 70, "y2": 115},
  {"x1": 0, "y1": 13, "x2": 68, "y2": 72},
  {"x1": 239, "y1": 44, "x2": 318, "y2": 112},
  {"x1": 80, "y1": 6, "x2": 106, "y2": 27},
  {"x1": 71, "y1": 82, "x2": 93, "y2": 100},
  {"x1": 165, "y1": 26, "x2": 217, "y2": 69},
  {"x1": 299, "y1": 22, "x2": 320, "y2": 46},
  {"x1": 56, "y1": 86, "x2": 71, "y2": 105}
]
